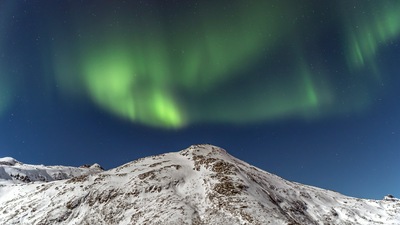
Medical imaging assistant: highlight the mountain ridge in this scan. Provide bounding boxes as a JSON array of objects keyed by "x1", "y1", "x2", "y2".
[
  {"x1": 0, "y1": 156, "x2": 103, "y2": 185},
  {"x1": 0, "y1": 144, "x2": 399, "y2": 225}
]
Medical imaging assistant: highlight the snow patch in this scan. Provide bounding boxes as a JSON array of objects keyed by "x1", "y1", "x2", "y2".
[{"x1": 0, "y1": 157, "x2": 21, "y2": 166}]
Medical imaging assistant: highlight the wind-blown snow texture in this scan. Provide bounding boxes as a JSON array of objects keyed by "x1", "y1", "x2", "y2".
[{"x1": 0, "y1": 144, "x2": 399, "y2": 225}]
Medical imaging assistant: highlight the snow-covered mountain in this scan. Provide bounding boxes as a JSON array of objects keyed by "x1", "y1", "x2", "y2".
[
  {"x1": 0, "y1": 144, "x2": 399, "y2": 225},
  {"x1": 0, "y1": 156, "x2": 103, "y2": 185}
]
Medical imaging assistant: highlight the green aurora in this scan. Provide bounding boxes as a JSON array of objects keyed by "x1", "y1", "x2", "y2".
[
  {"x1": 0, "y1": 12, "x2": 15, "y2": 117},
  {"x1": 3, "y1": 1, "x2": 400, "y2": 128},
  {"x1": 343, "y1": 1, "x2": 400, "y2": 75}
]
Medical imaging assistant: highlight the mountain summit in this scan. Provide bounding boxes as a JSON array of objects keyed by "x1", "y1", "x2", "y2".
[{"x1": 0, "y1": 144, "x2": 399, "y2": 224}]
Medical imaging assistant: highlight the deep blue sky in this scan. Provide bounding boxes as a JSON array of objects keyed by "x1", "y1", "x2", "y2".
[{"x1": 0, "y1": 0, "x2": 399, "y2": 200}]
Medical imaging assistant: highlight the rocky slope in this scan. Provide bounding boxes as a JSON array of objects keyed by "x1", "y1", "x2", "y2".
[{"x1": 0, "y1": 144, "x2": 399, "y2": 225}]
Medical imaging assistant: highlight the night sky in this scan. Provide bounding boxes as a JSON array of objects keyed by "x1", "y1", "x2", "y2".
[{"x1": 1, "y1": 0, "x2": 399, "y2": 199}]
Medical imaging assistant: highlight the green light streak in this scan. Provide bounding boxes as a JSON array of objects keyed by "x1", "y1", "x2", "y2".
[
  {"x1": 188, "y1": 59, "x2": 337, "y2": 124},
  {"x1": 151, "y1": 90, "x2": 182, "y2": 127},
  {"x1": 299, "y1": 63, "x2": 319, "y2": 109},
  {"x1": 81, "y1": 45, "x2": 183, "y2": 128},
  {"x1": 346, "y1": 2, "x2": 400, "y2": 70},
  {"x1": 0, "y1": 2, "x2": 17, "y2": 117}
]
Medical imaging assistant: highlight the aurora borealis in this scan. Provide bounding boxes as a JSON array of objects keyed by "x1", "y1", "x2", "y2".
[
  {"x1": 49, "y1": 1, "x2": 294, "y2": 128},
  {"x1": 0, "y1": 1, "x2": 399, "y2": 199},
  {"x1": 9, "y1": 0, "x2": 395, "y2": 128}
]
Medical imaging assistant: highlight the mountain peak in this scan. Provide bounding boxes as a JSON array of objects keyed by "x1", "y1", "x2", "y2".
[
  {"x1": 0, "y1": 157, "x2": 21, "y2": 166},
  {"x1": 180, "y1": 144, "x2": 230, "y2": 158}
]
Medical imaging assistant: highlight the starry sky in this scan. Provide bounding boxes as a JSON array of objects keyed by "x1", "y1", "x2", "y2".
[{"x1": 0, "y1": 0, "x2": 399, "y2": 199}]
